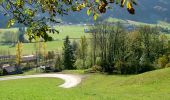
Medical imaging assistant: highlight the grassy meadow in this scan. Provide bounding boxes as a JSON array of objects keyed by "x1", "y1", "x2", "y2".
[
  {"x1": 0, "y1": 68, "x2": 170, "y2": 100},
  {"x1": 0, "y1": 25, "x2": 89, "y2": 55}
]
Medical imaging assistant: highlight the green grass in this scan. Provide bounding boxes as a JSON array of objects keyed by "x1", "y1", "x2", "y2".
[
  {"x1": 0, "y1": 25, "x2": 89, "y2": 55},
  {"x1": 0, "y1": 68, "x2": 170, "y2": 100},
  {"x1": 167, "y1": 34, "x2": 170, "y2": 40},
  {"x1": 0, "y1": 41, "x2": 63, "y2": 55}
]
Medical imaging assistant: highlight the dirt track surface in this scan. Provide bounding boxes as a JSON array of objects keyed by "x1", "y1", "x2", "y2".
[{"x1": 0, "y1": 74, "x2": 82, "y2": 88}]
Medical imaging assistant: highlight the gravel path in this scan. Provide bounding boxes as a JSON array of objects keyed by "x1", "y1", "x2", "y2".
[{"x1": 0, "y1": 74, "x2": 82, "y2": 88}]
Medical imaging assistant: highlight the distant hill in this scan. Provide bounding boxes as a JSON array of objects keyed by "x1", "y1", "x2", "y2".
[
  {"x1": 0, "y1": 0, "x2": 170, "y2": 28},
  {"x1": 62, "y1": 0, "x2": 170, "y2": 24}
]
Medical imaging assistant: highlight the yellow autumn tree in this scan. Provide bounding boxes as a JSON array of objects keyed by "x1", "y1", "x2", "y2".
[{"x1": 16, "y1": 41, "x2": 23, "y2": 66}]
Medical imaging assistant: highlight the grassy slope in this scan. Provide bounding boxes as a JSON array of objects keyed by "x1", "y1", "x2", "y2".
[
  {"x1": 0, "y1": 68, "x2": 170, "y2": 100},
  {"x1": 0, "y1": 25, "x2": 89, "y2": 55}
]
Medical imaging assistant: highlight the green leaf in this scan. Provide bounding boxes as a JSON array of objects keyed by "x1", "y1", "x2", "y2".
[
  {"x1": 87, "y1": 8, "x2": 91, "y2": 16},
  {"x1": 93, "y1": 13, "x2": 99, "y2": 21},
  {"x1": 116, "y1": 0, "x2": 120, "y2": 4},
  {"x1": 95, "y1": 0, "x2": 99, "y2": 3},
  {"x1": 7, "y1": 19, "x2": 15, "y2": 28},
  {"x1": 6, "y1": 3, "x2": 10, "y2": 10}
]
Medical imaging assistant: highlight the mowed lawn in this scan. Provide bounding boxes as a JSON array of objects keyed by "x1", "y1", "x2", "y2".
[
  {"x1": 0, "y1": 68, "x2": 170, "y2": 100},
  {"x1": 0, "y1": 25, "x2": 89, "y2": 55}
]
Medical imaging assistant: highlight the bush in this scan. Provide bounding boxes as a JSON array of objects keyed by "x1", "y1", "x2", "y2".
[
  {"x1": 54, "y1": 55, "x2": 63, "y2": 72},
  {"x1": 138, "y1": 64, "x2": 155, "y2": 73},
  {"x1": 92, "y1": 65, "x2": 102, "y2": 72},
  {"x1": 158, "y1": 55, "x2": 169, "y2": 68},
  {"x1": 74, "y1": 59, "x2": 83, "y2": 69},
  {"x1": 101, "y1": 61, "x2": 114, "y2": 73},
  {"x1": 85, "y1": 56, "x2": 92, "y2": 69},
  {"x1": 165, "y1": 63, "x2": 170, "y2": 68},
  {"x1": 75, "y1": 58, "x2": 91, "y2": 69},
  {"x1": 96, "y1": 57, "x2": 102, "y2": 66},
  {"x1": 0, "y1": 68, "x2": 3, "y2": 76},
  {"x1": 84, "y1": 65, "x2": 102, "y2": 73},
  {"x1": 22, "y1": 63, "x2": 32, "y2": 71},
  {"x1": 115, "y1": 60, "x2": 154, "y2": 74},
  {"x1": 115, "y1": 60, "x2": 126, "y2": 74}
]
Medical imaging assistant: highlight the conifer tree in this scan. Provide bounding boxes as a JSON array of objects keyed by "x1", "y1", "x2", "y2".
[{"x1": 63, "y1": 36, "x2": 75, "y2": 69}]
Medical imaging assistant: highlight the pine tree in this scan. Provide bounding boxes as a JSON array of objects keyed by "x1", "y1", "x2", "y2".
[{"x1": 63, "y1": 36, "x2": 75, "y2": 69}]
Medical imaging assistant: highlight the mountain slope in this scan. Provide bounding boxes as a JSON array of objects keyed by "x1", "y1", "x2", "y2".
[{"x1": 0, "y1": 0, "x2": 170, "y2": 27}]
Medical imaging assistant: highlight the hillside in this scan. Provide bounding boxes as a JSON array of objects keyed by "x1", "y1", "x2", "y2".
[
  {"x1": 0, "y1": 0, "x2": 170, "y2": 28},
  {"x1": 0, "y1": 68, "x2": 170, "y2": 100},
  {"x1": 63, "y1": 0, "x2": 170, "y2": 23}
]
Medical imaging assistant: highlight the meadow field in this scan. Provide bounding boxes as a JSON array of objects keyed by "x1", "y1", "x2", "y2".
[
  {"x1": 0, "y1": 68, "x2": 170, "y2": 100},
  {"x1": 0, "y1": 25, "x2": 89, "y2": 55}
]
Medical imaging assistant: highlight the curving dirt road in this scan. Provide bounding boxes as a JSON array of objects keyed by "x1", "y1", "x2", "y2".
[{"x1": 0, "y1": 74, "x2": 82, "y2": 88}]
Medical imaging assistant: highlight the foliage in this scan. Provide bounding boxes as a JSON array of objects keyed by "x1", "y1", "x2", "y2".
[
  {"x1": 54, "y1": 55, "x2": 63, "y2": 72},
  {"x1": 63, "y1": 36, "x2": 76, "y2": 69},
  {"x1": 158, "y1": 55, "x2": 169, "y2": 68},
  {"x1": 165, "y1": 63, "x2": 170, "y2": 68},
  {"x1": 90, "y1": 22, "x2": 168, "y2": 74},
  {"x1": 0, "y1": 68, "x2": 3, "y2": 76},
  {"x1": 21, "y1": 63, "x2": 33, "y2": 71},
  {"x1": 16, "y1": 41, "x2": 23, "y2": 66},
  {"x1": 85, "y1": 65, "x2": 102, "y2": 73},
  {"x1": 91, "y1": 65, "x2": 102, "y2": 72},
  {"x1": 47, "y1": 51, "x2": 55, "y2": 60},
  {"x1": 79, "y1": 36, "x2": 88, "y2": 68},
  {"x1": 74, "y1": 59, "x2": 83, "y2": 69},
  {"x1": 18, "y1": 27, "x2": 27, "y2": 43},
  {"x1": 0, "y1": 0, "x2": 137, "y2": 41}
]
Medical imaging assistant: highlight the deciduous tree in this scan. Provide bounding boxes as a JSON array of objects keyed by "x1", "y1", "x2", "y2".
[{"x1": 0, "y1": 0, "x2": 137, "y2": 41}]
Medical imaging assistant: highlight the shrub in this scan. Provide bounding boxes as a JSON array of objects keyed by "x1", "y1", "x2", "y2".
[
  {"x1": 84, "y1": 65, "x2": 102, "y2": 73},
  {"x1": 101, "y1": 61, "x2": 114, "y2": 73},
  {"x1": 115, "y1": 60, "x2": 154, "y2": 74},
  {"x1": 92, "y1": 65, "x2": 102, "y2": 72},
  {"x1": 22, "y1": 63, "x2": 32, "y2": 71},
  {"x1": 85, "y1": 56, "x2": 92, "y2": 69},
  {"x1": 0, "y1": 68, "x2": 3, "y2": 76},
  {"x1": 75, "y1": 58, "x2": 91, "y2": 69},
  {"x1": 74, "y1": 59, "x2": 83, "y2": 69},
  {"x1": 54, "y1": 55, "x2": 63, "y2": 72},
  {"x1": 158, "y1": 55, "x2": 169, "y2": 68},
  {"x1": 165, "y1": 63, "x2": 170, "y2": 68},
  {"x1": 96, "y1": 57, "x2": 102, "y2": 66},
  {"x1": 115, "y1": 60, "x2": 124, "y2": 74},
  {"x1": 138, "y1": 64, "x2": 155, "y2": 73}
]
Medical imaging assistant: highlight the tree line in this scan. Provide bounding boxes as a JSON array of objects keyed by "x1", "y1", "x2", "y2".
[{"x1": 60, "y1": 22, "x2": 170, "y2": 74}]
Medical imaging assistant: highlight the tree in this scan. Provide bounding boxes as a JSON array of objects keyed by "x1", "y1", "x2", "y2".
[
  {"x1": 79, "y1": 36, "x2": 88, "y2": 68},
  {"x1": 54, "y1": 54, "x2": 63, "y2": 72},
  {"x1": 90, "y1": 22, "x2": 127, "y2": 72},
  {"x1": 18, "y1": 27, "x2": 26, "y2": 43},
  {"x1": 42, "y1": 42, "x2": 47, "y2": 64},
  {"x1": 63, "y1": 36, "x2": 75, "y2": 69},
  {"x1": 0, "y1": 0, "x2": 137, "y2": 41},
  {"x1": 16, "y1": 41, "x2": 23, "y2": 67},
  {"x1": 158, "y1": 55, "x2": 169, "y2": 68}
]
